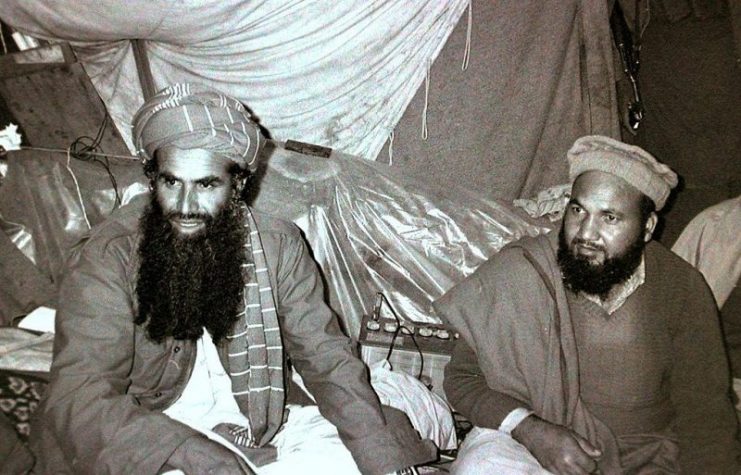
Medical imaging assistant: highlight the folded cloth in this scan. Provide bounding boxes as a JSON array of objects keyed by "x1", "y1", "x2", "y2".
[
  {"x1": 211, "y1": 422, "x2": 278, "y2": 467},
  {"x1": 370, "y1": 360, "x2": 457, "y2": 450},
  {"x1": 0, "y1": 328, "x2": 54, "y2": 373}
]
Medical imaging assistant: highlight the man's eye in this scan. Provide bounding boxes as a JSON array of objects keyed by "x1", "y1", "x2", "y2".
[
  {"x1": 570, "y1": 205, "x2": 582, "y2": 214},
  {"x1": 604, "y1": 214, "x2": 618, "y2": 223},
  {"x1": 199, "y1": 181, "x2": 216, "y2": 189}
]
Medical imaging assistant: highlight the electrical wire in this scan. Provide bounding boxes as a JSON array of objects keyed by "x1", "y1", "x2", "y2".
[
  {"x1": 38, "y1": 114, "x2": 125, "y2": 227},
  {"x1": 378, "y1": 292, "x2": 425, "y2": 380},
  {"x1": 64, "y1": 115, "x2": 122, "y2": 211},
  {"x1": 20, "y1": 146, "x2": 136, "y2": 161},
  {"x1": 65, "y1": 147, "x2": 91, "y2": 230}
]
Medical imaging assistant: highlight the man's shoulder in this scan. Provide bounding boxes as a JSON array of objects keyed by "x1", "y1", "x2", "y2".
[
  {"x1": 71, "y1": 195, "x2": 145, "y2": 261},
  {"x1": 437, "y1": 232, "x2": 554, "y2": 307},
  {"x1": 501, "y1": 232, "x2": 554, "y2": 255},
  {"x1": 647, "y1": 240, "x2": 708, "y2": 289},
  {"x1": 249, "y1": 208, "x2": 302, "y2": 239},
  {"x1": 648, "y1": 240, "x2": 698, "y2": 274},
  {"x1": 485, "y1": 232, "x2": 555, "y2": 272},
  {"x1": 688, "y1": 195, "x2": 741, "y2": 227}
]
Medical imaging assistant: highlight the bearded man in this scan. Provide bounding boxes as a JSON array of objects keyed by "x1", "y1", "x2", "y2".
[
  {"x1": 435, "y1": 136, "x2": 740, "y2": 474},
  {"x1": 28, "y1": 84, "x2": 435, "y2": 474}
]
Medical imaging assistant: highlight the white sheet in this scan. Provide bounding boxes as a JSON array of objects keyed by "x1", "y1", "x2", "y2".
[{"x1": 0, "y1": 327, "x2": 53, "y2": 372}]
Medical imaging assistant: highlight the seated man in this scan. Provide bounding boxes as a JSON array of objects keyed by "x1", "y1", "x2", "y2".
[
  {"x1": 28, "y1": 83, "x2": 435, "y2": 474},
  {"x1": 672, "y1": 195, "x2": 741, "y2": 405},
  {"x1": 435, "y1": 136, "x2": 740, "y2": 474}
]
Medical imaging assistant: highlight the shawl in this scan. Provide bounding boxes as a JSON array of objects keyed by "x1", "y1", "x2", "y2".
[
  {"x1": 435, "y1": 232, "x2": 623, "y2": 473},
  {"x1": 226, "y1": 205, "x2": 285, "y2": 446}
]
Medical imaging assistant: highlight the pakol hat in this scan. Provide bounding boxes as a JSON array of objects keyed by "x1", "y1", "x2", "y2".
[{"x1": 567, "y1": 135, "x2": 678, "y2": 210}]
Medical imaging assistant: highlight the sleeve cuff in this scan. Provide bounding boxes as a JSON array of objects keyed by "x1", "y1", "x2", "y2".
[{"x1": 498, "y1": 408, "x2": 533, "y2": 435}]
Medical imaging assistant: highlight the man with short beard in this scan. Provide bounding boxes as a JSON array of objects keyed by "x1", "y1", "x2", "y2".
[
  {"x1": 435, "y1": 136, "x2": 740, "y2": 474},
  {"x1": 28, "y1": 84, "x2": 435, "y2": 475}
]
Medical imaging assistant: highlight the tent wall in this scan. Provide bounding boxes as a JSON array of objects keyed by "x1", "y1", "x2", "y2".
[
  {"x1": 376, "y1": 0, "x2": 620, "y2": 202},
  {"x1": 0, "y1": 49, "x2": 141, "y2": 323},
  {"x1": 0, "y1": 0, "x2": 622, "y2": 205},
  {"x1": 375, "y1": 0, "x2": 740, "y2": 245},
  {"x1": 633, "y1": 3, "x2": 741, "y2": 245},
  {"x1": 0, "y1": 44, "x2": 128, "y2": 154}
]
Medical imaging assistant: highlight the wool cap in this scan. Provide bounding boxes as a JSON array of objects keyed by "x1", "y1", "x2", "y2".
[
  {"x1": 131, "y1": 83, "x2": 262, "y2": 173},
  {"x1": 567, "y1": 135, "x2": 678, "y2": 210}
]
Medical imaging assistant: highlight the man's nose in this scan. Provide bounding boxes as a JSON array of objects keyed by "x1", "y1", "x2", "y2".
[
  {"x1": 577, "y1": 215, "x2": 599, "y2": 241},
  {"x1": 177, "y1": 186, "x2": 197, "y2": 215}
]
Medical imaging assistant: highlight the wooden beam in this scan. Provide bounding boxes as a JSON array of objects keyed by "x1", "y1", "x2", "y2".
[{"x1": 0, "y1": 57, "x2": 129, "y2": 155}]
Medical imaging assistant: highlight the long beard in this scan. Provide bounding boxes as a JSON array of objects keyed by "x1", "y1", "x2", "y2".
[
  {"x1": 135, "y1": 197, "x2": 247, "y2": 343},
  {"x1": 557, "y1": 225, "x2": 645, "y2": 301}
]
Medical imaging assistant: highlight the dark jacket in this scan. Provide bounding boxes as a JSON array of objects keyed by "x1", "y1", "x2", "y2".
[{"x1": 29, "y1": 195, "x2": 434, "y2": 474}]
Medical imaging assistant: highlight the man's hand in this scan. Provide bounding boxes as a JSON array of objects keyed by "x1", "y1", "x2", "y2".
[
  {"x1": 511, "y1": 415, "x2": 601, "y2": 475},
  {"x1": 167, "y1": 435, "x2": 255, "y2": 475}
]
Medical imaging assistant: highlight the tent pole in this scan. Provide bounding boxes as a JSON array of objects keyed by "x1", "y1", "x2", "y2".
[{"x1": 131, "y1": 39, "x2": 156, "y2": 100}]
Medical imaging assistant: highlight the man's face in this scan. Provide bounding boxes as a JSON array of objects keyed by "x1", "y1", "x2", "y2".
[
  {"x1": 558, "y1": 170, "x2": 658, "y2": 298},
  {"x1": 562, "y1": 170, "x2": 653, "y2": 266},
  {"x1": 154, "y1": 146, "x2": 235, "y2": 237},
  {"x1": 137, "y1": 148, "x2": 246, "y2": 343}
]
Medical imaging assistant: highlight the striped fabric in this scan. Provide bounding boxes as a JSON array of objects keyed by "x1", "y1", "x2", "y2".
[
  {"x1": 227, "y1": 205, "x2": 285, "y2": 446},
  {"x1": 131, "y1": 83, "x2": 262, "y2": 173}
]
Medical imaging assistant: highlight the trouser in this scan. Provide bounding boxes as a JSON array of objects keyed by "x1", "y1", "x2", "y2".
[
  {"x1": 164, "y1": 404, "x2": 360, "y2": 475},
  {"x1": 258, "y1": 404, "x2": 361, "y2": 475},
  {"x1": 451, "y1": 426, "x2": 552, "y2": 475}
]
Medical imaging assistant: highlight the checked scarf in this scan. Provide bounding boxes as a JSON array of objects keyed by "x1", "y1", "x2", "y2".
[{"x1": 226, "y1": 205, "x2": 285, "y2": 446}]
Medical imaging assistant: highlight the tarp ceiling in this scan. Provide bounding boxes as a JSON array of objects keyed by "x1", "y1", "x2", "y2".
[
  {"x1": 1, "y1": 0, "x2": 630, "y2": 205},
  {"x1": 0, "y1": 0, "x2": 469, "y2": 160}
]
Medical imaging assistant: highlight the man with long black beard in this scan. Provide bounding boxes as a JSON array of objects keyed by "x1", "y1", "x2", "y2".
[
  {"x1": 28, "y1": 84, "x2": 435, "y2": 475},
  {"x1": 135, "y1": 176, "x2": 249, "y2": 345},
  {"x1": 435, "y1": 135, "x2": 740, "y2": 474}
]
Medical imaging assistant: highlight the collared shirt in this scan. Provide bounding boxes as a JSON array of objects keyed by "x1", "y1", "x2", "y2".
[{"x1": 164, "y1": 330, "x2": 251, "y2": 433}]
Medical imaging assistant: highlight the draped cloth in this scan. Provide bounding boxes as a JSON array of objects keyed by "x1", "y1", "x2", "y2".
[
  {"x1": 672, "y1": 195, "x2": 741, "y2": 309},
  {"x1": 0, "y1": 0, "x2": 469, "y2": 161},
  {"x1": 227, "y1": 205, "x2": 285, "y2": 447}
]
